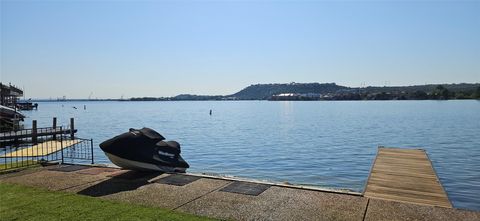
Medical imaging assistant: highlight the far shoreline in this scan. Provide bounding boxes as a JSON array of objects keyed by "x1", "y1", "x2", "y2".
[{"x1": 30, "y1": 98, "x2": 480, "y2": 102}]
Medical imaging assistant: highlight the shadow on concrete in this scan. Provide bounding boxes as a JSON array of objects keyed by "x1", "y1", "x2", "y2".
[{"x1": 78, "y1": 171, "x2": 162, "y2": 197}]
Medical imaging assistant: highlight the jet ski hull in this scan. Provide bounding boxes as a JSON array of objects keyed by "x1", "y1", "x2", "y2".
[{"x1": 105, "y1": 153, "x2": 186, "y2": 172}]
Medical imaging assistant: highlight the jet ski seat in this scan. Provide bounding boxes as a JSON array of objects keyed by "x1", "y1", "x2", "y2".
[
  {"x1": 156, "y1": 140, "x2": 181, "y2": 155},
  {"x1": 130, "y1": 128, "x2": 165, "y2": 140}
]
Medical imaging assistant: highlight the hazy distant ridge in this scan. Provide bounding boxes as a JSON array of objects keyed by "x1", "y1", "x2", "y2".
[
  {"x1": 128, "y1": 82, "x2": 480, "y2": 101},
  {"x1": 230, "y1": 83, "x2": 348, "y2": 100}
]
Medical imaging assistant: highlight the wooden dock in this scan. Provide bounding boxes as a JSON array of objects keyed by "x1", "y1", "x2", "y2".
[
  {"x1": 0, "y1": 127, "x2": 77, "y2": 140},
  {"x1": 0, "y1": 140, "x2": 81, "y2": 157},
  {"x1": 364, "y1": 147, "x2": 452, "y2": 208}
]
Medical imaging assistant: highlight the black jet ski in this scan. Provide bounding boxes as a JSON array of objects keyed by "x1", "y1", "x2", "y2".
[{"x1": 99, "y1": 128, "x2": 189, "y2": 172}]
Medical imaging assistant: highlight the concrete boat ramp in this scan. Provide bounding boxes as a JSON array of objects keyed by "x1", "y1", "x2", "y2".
[{"x1": 1, "y1": 148, "x2": 479, "y2": 220}]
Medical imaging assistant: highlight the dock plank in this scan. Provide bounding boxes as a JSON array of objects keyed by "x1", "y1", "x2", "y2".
[
  {"x1": 364, "y1": 147, "x2": 452, "y2": 208},
  {"x1": 0, "y1": 140, "x2": 81, "y2": 157}
]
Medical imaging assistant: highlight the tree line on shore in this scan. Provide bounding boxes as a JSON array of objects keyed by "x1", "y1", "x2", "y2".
[
  {"x1": 130, "y1": 83, "x2": 480, "y2": 101},
  {"x1": 321, "y1": 85, "x2": 480, "y2": 101}
]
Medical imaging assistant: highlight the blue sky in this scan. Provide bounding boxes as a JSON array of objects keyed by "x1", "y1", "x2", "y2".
[{"x1": 1, "y1": 1, "x2": 479, "y2": 99}]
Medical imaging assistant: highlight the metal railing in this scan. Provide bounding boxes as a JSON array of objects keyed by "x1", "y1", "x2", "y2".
[
  {"x1": 0, "y1": 126, "x2": 94, "y2": 172},
  {"x1": 60, "y1": 135, "x2": 94, "y2": 165}
]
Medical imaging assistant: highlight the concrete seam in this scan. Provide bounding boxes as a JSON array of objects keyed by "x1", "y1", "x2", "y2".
[
  {"x1": 170, "y1": 180, "x2": 233, "y2": 211},
  {"x1": 362, "y1": 198, "x2": 370, "y2": 221}
]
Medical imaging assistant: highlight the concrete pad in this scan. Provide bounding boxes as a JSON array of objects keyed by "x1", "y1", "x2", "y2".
[
  {"x1": 0, "y1": 165, "x2": 118, "y2": 191},
  {"x1": 70, "y1": 171, "x2": 164, "y2": 196},
  {"x1": 0, "y1": 165, "x2": 48, "y2": 180},
  {"x1": 155, "y1": 174, "x2": 202, "y2": 186},
  {"x1": 178, "y1": 186, "x2": 368, "y2": 221},
  {"x1": 220, "y1": 181, "x2": 271, "y2": 196},
  {"x1": 365, "y1": 198, "x2": 480, "y2": 221},
  {"x1": 58, "y1": 172, "x2": 167, "y2": 195},
  {"x1": 49, "y1": 165, "x2": 90, "y2": 172},
  {"x1": 108, "y1": 170, "x2": 162, "y2": 180},
  {"x1": 99, "y1": 175, "x2": 231, "y2": 209},
  {"x1": 5, "y1": 167, "x2": 478, "y2": 221},
  {"x1": 76, "y1": 167, "x2": 120, "y2": 175}
]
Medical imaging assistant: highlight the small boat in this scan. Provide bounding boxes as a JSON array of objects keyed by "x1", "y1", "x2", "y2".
[
  {"x1": 16, "y1": 101, "x2": 38, "y2": 110},
  {"x1": 99, "y1": 128, "x2": 189, "y2": 172}
]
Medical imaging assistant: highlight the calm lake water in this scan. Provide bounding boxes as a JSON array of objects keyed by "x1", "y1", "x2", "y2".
[{"x1": 22, "y1": 100, "x2": 480, "y2": 210}]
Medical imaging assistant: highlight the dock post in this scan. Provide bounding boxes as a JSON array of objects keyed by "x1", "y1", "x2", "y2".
[
  {"x1": 70, "y1": 118, "x2": 75, "y2": 139},
  {"x1": 90, "y1": 139, "x2": 94, "y2": 164},
  {"x1": 60, "y1": 127, "x2": 64, "y2": 164},
  {"x1": 32, "y1": 120, "x2": 37, "y2": 145},
  {"x1": 52, "y1": 117, "x2": 57, "y2": 140}
]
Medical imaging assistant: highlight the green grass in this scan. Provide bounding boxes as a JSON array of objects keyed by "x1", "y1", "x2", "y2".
[{"x1": 0, "y1": 183, "x2": 215, "y2": 221}]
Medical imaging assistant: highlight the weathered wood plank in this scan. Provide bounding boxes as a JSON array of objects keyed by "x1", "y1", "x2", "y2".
[
  {"x1": 364, "y1": 147, "x2": 452, "y2": 208},
  {"x1": 364, "y1": 192, "x2": 452, "y2": 208}
]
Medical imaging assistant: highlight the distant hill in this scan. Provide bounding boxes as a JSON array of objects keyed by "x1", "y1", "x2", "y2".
[
  {"x1": 128, "y1": 82, "x2": 480, "y2": 101},
  {"x1": 228, "y1": 83, "x2": 348, "y2": 100},
  {"x1": 173, "y1": 94, "x2": 224, "y2": 100}
]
